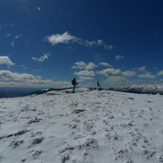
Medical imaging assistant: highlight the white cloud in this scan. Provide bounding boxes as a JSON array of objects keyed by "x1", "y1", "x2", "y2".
[
  {"x1": 115, "y1": 55, "x2": 124, "y2": 60},
  {"x1": 106, "y1": 45, "x2": 114, "y2": 50},
  {"x1": 72, "y1": 61, "x2": 86, "y2": 69},
  {"x1": 6, "y1": 33, "x2": 10, "y2": 37},
  {"x1": 85, "y1": 62, "x2": 97, "y2": 70},
  {"x1": 72, "y1": 61, "x2": 97, "y2": 70},
  {"x1": 0, "y1": 70, "x2": 71, "y2": 89},
  {"x1": 0, "y1": 70, "x2": 40, "y2": 82},
  {"x1": 21, "y1": 65, "x2": 27, "y2": 70},
  {"x1": 74, "y1": 70, "x2": 95, "y2": 76},
  {"x1": 99, "y1": 62, "x2": 112, "y2": 67},
  {"x1": 137, "y1": 66, "x2": 146, "y2": 72},
  {"x1": 0, "y1": 70, "x2": 72, "y2": 89},
  {"x1": 52, "y1": 81, "x2": 71, "y2": 88},
  {"x1": 157, "y1": 70, "x2": 163, "y2": 76},
  {"x1": 98, "y1": 68, "x2": 136, "y2": 77},
  {"x1": 97, "y1": 40, "x2": 114, "y2": 50},
  {"x1": 103, "y1": 76, "x2": 128, "y2": 87},
  {"x1": 98, "y1": 68, "x2": 122, "y2": 77},
  {"x1": 11, "y1": 34, "x2": 22, "y2": 47},
  {"x1": 136, "y1": 66, "x2": 156, "y2": 79},
  {"x1": 137, "y1": 66, "x2": 156, "y2": 79},
  {"x1": 45, "y1": 31, "x2": 80, "y2": 45},
  {"x1": 0, "y1": 80, "x2": 71, "y2": 88},
  {"x1": 122, "y1": 70, "x2": 136, "y2": 77},
  {"x1": 104, "y1": 76, "x2": 127, "y2": 83},
  {"x1": 97, "y1": 39, "x2": 103, "y2": 45},
  {"x1": 84, "y1": 39, "x2": 113, "y2": 50},
  {"x1": 11, "y1": 42, "x2": 14, "y2": 47},
  {"x1": 45, "y1": 31, "x2": 113, "y2": 50},
  {"x1": 0, "y1": 56, "x2": 15, "y2": 67},
  {"x1": 84, "y1": 40, "x2": 96, "y2": 47},
  {"x1": 32, "y1": 52, "x2": 51, "y2": 62},
  {"x1": 79, "y1": 76, "x2": 94, "y2": 80},
  {"x1": 138, "y1": 72, "x2": 156, "y2": 79}
]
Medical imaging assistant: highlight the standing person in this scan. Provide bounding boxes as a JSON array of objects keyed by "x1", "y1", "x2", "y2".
[{"x1": 71, "y1": 78, "x2": 78, "y2": 93}]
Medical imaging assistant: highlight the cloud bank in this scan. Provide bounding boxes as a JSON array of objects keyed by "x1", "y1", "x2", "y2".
[
  {"x1": 0, "y1": 70, "x2": 71, "y2": 88},
  {"x1": 0, "y1": 70, "x2": 42, "y2": 82},
  {"x1": 98, "y1": 68, "x2": 136, "y2": 77},
  {"x1": 71, "y1": 61, "x2": 163, "y2": 87}
]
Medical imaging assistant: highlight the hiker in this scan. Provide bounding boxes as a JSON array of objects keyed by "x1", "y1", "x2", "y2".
[{"x1": 71, "y1": 78, "x2": 78, "y2": 93}]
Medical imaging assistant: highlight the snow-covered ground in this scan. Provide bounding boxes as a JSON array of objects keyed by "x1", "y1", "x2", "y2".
[{"x1": 0, "y1": 88, "x2": 163, "y2": 163}]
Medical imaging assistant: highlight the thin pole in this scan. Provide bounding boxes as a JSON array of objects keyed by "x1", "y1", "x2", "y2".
[{"x1": 96, "y1": 75, "x2": 98, "y2": 90}]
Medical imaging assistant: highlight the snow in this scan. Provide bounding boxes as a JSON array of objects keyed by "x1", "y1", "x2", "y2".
[{"x1": 0, "y1": 88, "x2": 163, "y2": 163}]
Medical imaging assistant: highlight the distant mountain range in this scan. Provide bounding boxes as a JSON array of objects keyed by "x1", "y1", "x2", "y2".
[
  {"x1": 28, "y1": 87, "x2": 72, "y2": 96},
  {"x1": 0, "y1": 91, "x2": 27, "y2": 98},
  {"x1": 109, "y1": 84, "x2": 163, "y2": 95},
  {"x1": 0, "y1": 87, "x2": 41, "y2": 98},
  {"x1": 0, "y1": 87, "x2": 72, "y2": 98},
  {"x1": 0, "y1": 84, "x2": 163, "y2": 98}
]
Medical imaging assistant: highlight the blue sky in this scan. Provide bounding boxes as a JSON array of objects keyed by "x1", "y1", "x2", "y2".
[{"x1": 0, "y1": 0, "x2": 163, "y2": 88}]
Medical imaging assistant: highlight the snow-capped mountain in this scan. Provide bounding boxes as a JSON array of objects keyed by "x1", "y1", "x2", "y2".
[{"x1": 113, "y1": 84, "x2": 163, "y2": 95}]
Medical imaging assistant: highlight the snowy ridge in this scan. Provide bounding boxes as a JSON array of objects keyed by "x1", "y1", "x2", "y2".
[{"x1": 0, "y1": 88, "x2": 163, "y2": 163}]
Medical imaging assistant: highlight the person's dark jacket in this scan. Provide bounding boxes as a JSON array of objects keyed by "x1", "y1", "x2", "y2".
[{"x1": 72, "y1": 78, "x2": 78, "y2": 85}]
